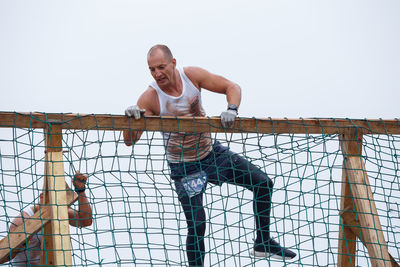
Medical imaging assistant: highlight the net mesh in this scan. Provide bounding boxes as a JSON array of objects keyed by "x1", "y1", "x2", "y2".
[{"x1": 0, "y1": 112, "x2": 399, "y2": 266}]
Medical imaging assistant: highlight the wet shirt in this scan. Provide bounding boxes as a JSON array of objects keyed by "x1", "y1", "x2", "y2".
[{"x1": 151, "y1": 68, "x2": 212, "y2": 162}]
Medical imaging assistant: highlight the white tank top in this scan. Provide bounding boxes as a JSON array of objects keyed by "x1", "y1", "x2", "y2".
[
  {"x1": 12, "y1": 206, "x2": 42, "y2": 266},
  {"x1": 151, "y1": 68, "x2": 212, "y2": 162}
]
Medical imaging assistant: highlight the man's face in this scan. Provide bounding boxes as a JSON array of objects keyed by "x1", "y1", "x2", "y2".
[{"x1": 147, "y1": 49, "x2": 176, "y2": 87}]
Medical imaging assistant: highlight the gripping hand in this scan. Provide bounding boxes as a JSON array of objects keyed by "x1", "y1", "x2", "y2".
[
  {"x1": 125, "y1": 105, "x2": 146, "y2": 120},
  {"x1": 220, "y1": 105, "x2": 238, "y2": 128},
  {"x1": 73, "y1": 171, "x2": 88, "y2": 193}
]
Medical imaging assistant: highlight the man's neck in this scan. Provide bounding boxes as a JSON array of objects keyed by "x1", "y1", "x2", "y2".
[{"x1": 159, "y1": 69, "x2": 182, "y2": 97}]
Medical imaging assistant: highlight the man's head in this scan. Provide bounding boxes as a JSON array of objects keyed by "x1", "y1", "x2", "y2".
[
  {"x1": 147, "y1": 44, "x2": 173, "y2": 62},
  {"x1": 147, "y1": 44, "x2": 176, "y2": 87}
]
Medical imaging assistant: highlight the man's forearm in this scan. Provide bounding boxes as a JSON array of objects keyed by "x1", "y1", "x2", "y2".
[
  {"x1": 123, "y1": 129, "x2": 143, "y2": 146},
  {"x1": 226, "y1": 84, "x2": 242, "y2": 107},
  {"x1": 77, "y1": 192, "x2": 91, "y2": 217},
  {"x1": 73, "y1": 192, "x2": 92, "y2": 227}
]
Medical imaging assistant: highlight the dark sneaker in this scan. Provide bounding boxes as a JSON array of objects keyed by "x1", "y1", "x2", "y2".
[{"x1": 251, "y1": 238, "x2": 297, "y2": 260}]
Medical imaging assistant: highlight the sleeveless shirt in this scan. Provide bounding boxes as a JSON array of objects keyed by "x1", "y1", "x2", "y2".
[
  {"x1": 12, "y1": 206, "x2": 42, "y2": 266},
  {"x1": 151, "y1": 68, "x2": 212, "y2": 162}
]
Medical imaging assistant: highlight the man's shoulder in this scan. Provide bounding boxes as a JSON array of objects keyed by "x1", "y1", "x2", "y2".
[
  {"x1": 144, "y1": 85, "x2": 157, "y2": 93},
  {"x1": 139, "y1": 85, "x2": 157, "y2": 98},
  {"x1": 183, "y1": 66, "x2": 208, "y2": 88},
  {"x1": 183, "y1": 66, "x2": 204, "y2": 77},
  {"x1": 138, "y1": 86, "x2": 160, "y2": 115},
  {"x1": 139, "y1": 87, "x2": 158, "y2": 103}
]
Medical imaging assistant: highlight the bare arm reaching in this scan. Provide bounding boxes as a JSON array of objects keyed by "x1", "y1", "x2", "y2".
[
  {"x1": 123, "y1": 87, "x2": 159, "y2": 146},
  {"x1": 68, "y1": 172, "x2": 92, "y2": 228}
]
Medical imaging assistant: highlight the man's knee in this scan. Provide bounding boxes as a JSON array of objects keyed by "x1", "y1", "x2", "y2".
[
  {"x1": 188, "y1": 220, "x2": 206, "y2": 237},
  {"x1": 263, "y1": 175, "x2": 274, "y2": 190},
  {"x1": 255, "y1": 173, "x2": 273, "y2": 196}
]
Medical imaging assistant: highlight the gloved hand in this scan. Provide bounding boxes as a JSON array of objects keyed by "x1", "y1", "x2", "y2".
[
  {"x1": 220, "y1": 109, "x2": 238, "y2": 128},
  {"x1": 125, "y1": 105, "x2": 145, "y2": 120}
]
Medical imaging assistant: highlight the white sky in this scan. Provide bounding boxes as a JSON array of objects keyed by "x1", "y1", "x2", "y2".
[
  {"x1": 1, "y1": 1, "x2": 400, "y2": 266},
  {"x1": 1, "y1": 0, "x2": 399, "y2": 119}
]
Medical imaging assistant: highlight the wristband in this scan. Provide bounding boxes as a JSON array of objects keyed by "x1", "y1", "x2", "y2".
[
  {"x1": 75, "y1": 186, "x2": 86, "y2": 193},
  {"x1": 73, "y1": 175, "x2": 87, "y2": 193},
  {"x1": 227, "y1": 104, "x2": 238, "y2": 114}
]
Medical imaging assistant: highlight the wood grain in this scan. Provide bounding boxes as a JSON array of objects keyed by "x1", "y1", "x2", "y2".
[{"x1": 0, "y1": 112, "x2": 399, "y2": 134}]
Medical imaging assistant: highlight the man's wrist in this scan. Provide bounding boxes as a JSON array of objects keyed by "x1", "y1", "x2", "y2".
[
  {"x1": 227, "y1": 104, "x2": 238, "y2": 114},
  {"x1": 75, "y1": 186, "x2": 86, "y2": 193}
]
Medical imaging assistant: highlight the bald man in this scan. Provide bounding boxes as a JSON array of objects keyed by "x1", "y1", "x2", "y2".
[{"x1": 124, "y1": 44, "x2": 296, "y2": 266}]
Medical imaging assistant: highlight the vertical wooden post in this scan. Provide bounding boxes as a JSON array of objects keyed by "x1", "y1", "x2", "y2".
[
  {"x1": 338, "y1": 165, "x2": 357, "y2": 267},
  {"x1": 339, "y1": 128, "x2": 391, "y2": 267},
  {"x1": 40, "y1": 124, "x2": 72, "y2": 266}
]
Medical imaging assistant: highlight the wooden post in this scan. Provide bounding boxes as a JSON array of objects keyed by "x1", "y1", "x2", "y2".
[
  {"x1": 338, "y1": 165, "x2": 357, "y2": 267},
  {"x1": 40, "y1": 124, "x2": 72, "y2": 266},
  {"x1": 339, "y1": 128, "x2": 392, "y2": 267}
]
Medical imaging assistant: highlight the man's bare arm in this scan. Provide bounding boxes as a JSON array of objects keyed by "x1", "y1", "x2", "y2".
[
  {"x1": 184, "y1": 66, "x2": 242, "y2": 107},
  {"x1": 68, "y1": 172, "x2": 92, "y2": 228},
  {"x1": 123, "y1": 87, "x2": 158, "y2": 146}
]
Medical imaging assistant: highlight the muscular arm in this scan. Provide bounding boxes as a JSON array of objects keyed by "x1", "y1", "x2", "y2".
[
  {"x1": 68, "y1": 172, "x2": 92, "y2": 228},
  {"x1": 68, "y1": 191, "x2": 92, "y2": 228},
  {"x1": 123, "y1": 87, "x2": 159, "y2": 146},
  {"x1": 184, "y1": 66, "x2": 242, "y2": 108},
  {"x1": 123, "y1": 128, "x2": 144, "y2": 146}
]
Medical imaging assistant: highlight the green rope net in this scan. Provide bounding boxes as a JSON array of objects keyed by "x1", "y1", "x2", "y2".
[{"x1": 0, "y1": 112, "x2": 399, "y2": 266}]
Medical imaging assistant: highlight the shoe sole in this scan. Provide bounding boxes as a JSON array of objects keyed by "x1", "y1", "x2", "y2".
[{"x1": 251, "y1": 249, "x2": 295, "y2": 261}]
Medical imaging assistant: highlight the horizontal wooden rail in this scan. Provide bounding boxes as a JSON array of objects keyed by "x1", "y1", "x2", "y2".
[{"x1": 0, "y1": 112, "x2": 399, "y2": 134}]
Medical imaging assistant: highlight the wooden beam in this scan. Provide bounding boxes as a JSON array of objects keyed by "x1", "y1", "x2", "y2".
[
  {"x1": 341, "y1": 129, "x2": 392, "y2": 267},
  {"x1": 0, "y1": 112, "x2": 399, "y2": 134},
  {"x1": 40, "y1": 175, "x2": 55, "y2": 265},
  {"x1": 345, "y1": 157, "x2": 392, "y2": 267},
  {"x1": 341, "y1": 213, "x2": 400, "y2": 267},
  {"x1": 338, "y1": 162, "x2": 399, "y2": 266},
  {"x1": 338, "y1": 128, "x2": 364, "y2": 267},
  {"x1": 0, "y1": 189, "x2": 78, "y2": 264},
  {"x1": 338, "y1": 166, "x2": 357, "y2": 267},
  {"x1": 40, "y1": 125, "x2": 72, "y2": 266}
]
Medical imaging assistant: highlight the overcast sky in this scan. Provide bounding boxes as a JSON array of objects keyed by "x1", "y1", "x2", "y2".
[
  {"x1": 1, "y1": 1, "x2": 399, "y2": 118},
  {"x1": 1, "y1": 2, "x2": 399, "y2": 266}
]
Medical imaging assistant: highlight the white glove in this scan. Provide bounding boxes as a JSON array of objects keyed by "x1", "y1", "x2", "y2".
[
  {"x1": 125, "y1": 105, "x2": 145, "y2": 120},
  {"x1": 220, "y1": 109, "x2": 237, "y2": 128}
]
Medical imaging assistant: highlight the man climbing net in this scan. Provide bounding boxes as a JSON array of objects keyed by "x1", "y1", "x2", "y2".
[{"x1": 123, "y1": 44, "x2": 297, "y2": 266}]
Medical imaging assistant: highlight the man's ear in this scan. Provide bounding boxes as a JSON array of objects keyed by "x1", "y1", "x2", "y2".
[{"x1": 172, "y1": 58, "x2": 177, "y2": 67}]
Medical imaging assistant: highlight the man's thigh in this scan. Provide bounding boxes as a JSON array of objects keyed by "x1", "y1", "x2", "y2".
[{"x1": 207, "y1": 149, "x2": 270, "y2": 190}]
